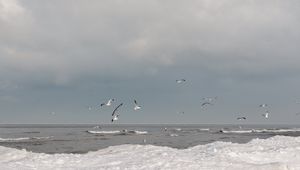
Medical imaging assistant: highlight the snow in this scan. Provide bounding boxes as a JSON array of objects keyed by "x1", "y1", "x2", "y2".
[{"x1": 1, "y1": 136, "x2": 300, "y2": 170}]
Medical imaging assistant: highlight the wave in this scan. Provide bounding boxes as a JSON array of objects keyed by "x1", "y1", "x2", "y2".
[
  {"x1": 0, "y1": 136, "x2": 300, "y2": 169},
  {"x1": 86, "y1": 130, "x2": 121, "y2": 134},
  {"x1": 198, "y1": 128, "x2": 210, "y2": 131},
  {"x1": 0, "y1": 137, "x2": 30, "y2": 141},
  {"x1": 131, "y1": 130, "x2": 148, "y2": 135},
  {"x1": 169, "y1": 133, "x2": 179, "y2": 137},
  {"x1": 220, "y1": 128, "x2": 300, "y2": 134},
  {"x1": 87, "y1": 130, "x2": 148, "y2": 135},
  {"x1": 0, "y1": 136, "x2": 53, "y2": 142}
]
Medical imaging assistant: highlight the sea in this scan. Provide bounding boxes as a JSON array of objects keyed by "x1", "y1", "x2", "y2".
[{"x1": 1, "y1": 124, "x2": 300, "y2": 169}]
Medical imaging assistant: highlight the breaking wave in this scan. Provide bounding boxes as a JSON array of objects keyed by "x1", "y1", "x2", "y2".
[{"x1": 220, "y1": 128, "x2": 300, "y2": 134}]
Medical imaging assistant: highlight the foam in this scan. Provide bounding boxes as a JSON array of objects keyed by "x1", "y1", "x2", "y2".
[
  {"x1": 1, "y1": 136, "x2": 300, "y2": 169},
  {"x1": 87, "y1": 130, "x2": 121, "y2": 134},
  {"x1": 0, "y1": 136, "x2": 52, "y2": 141},
  {"x1": 87, "y1": 130, "x2": 148, "y2": 135},
  {"x1": 0, "y1": 137, "x2": 30, "y2": 141},
  {"x1": 220, "y1": 128, "x2": 300, "y2": 134}
]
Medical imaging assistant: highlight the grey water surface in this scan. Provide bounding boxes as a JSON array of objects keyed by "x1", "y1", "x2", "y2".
[{"x1": 1, "y1": 124, "x2": 300, "y2": 154}]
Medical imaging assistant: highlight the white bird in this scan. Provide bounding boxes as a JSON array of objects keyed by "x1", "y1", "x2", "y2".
[
  {"x1": 176, "y1": 79, "x2": 186, "y2": 84},
  {"x1": 262, "y1": 111, "x2": 269, "y2": 119},
  {"x1": 259, "y1": 104, "x2": 268, "y2": 108},
  {"x1": 111, "y1": 115, "x2": 119, "y2": 122},
  {"x1": 237, "y1": 117, "x2": 246, "y2": 120},
  {"x1": 202, "y1": 97, "x2": 218, "y2": 102},
  {"x1": 201, "y1": 102, "x2": 213, "y2": 108},
  {"x1": 134, "y1": 100, "x2": 141, "y2": 110},
  {"x1": 112, "y1": 103, "x2": 123, "y2": 116},
  {"x1": 93, "y1": 125, "x2": 101, "y2": 129},
  {"x1": 100, "y1": 99, "x2": 115, "y2": 107},
  {"x1": 86, "y1": 106, "x2": 93, "y2": 111}
]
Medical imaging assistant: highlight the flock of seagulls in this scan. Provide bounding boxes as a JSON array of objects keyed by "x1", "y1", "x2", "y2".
[
  {"x1": 93, "y1": 98, "x2": 142, "y2": 123},
  {"x1": 81, "y1": 78, "x2": 300, "y2": 124},
  {"x1": 236, "y1": 104, "x2": 271, "y2": 121}
]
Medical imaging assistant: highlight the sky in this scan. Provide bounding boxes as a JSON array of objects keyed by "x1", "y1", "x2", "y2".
[{"x1": 1, "y1": 0, "x2": 300, "y2": 124}]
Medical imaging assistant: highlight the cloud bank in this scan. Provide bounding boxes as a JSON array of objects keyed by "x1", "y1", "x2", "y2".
[{"x1": 1, "y1": 0, "x2": 299, "y2": 85}]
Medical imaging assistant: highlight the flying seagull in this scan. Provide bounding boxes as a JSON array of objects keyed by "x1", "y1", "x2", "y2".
[
  {"x1": 202, "y1": 97, "x2": 218, "y2": 102},
  {"x1": 201, "y1": 102, "x2": 213, "y2": 108},
  {"x1": 262, "y1": 111, "x2": 269, "y2": 119},
  {"x1": 112, "y1": 103, "x2": 123, "y2": 116},
  {"x1": 111, "y1": 115, "x2": 119, "y2": 123},
  {"x1": 93, "y1": 125, "x2": 101, "y2": 129},
  {"x1": 100, "y1": 99, "x2": 115, "y2": 107},
  {"x1": 176, "y1": 79, "x2": 186, "y2": 84},
  {"x1": 134, "y1": 100, "x2": 141, "y2": 111},
  {"x1": 259, "y1": 104, "x2": 268, "y2": 108},
  {"x1": 237, "y1": 117, "x2": 246, "y2": 120},
  {"x1": 86, "y1": 106, "x2": 93, "y2": 111}
]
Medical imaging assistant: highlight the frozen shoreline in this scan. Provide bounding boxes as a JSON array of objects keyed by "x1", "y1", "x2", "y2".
[{"x1": 1, "y1": 135, "x2": 300, "y2": 170}]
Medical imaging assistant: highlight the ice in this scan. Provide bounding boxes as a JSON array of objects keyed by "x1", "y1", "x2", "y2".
[{"x1": 1, "y1": 136, "x2": 300, "y2": 170}]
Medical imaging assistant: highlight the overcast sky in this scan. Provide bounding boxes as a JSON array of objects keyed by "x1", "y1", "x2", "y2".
[{"x1": 1, "y1": 0, "x2": 300, "y2": 124}]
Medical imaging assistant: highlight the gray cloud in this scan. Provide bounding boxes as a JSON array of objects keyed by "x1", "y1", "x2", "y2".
[{"x1": 1, "y1": 0, "x2": 299, "y2": 83}]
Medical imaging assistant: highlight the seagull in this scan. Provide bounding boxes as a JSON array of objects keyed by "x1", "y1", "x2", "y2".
[
  {"x1": 262, "y1": 111, "x2": 269, "y2": 119},
  {"x1": 201, "y1": 102, "x2": 213, "y2": 108},
  {"x1": 111, "y1": 115, "x2": 119, "y2": 122},
  {"x1": 176, "y1": 79, "x2": 186, "y2": 84},
  {"x1": 237, "y1": 117, "x2": 246, "y2": 120},
  {"x1": 100, "y1": 99, "x2": 115, "y2": 107},
  {"x1": 134, "y1": 100, "x2": 141, "y2": 110},
  {"x1": 112, "y1": 103, "x2": 123, "y2": 116},
  {"x1": 93, "y1": 125, "x2": 101, "y2": 129},
  {"x1": 202, "y1": 97, "x2": 218, "y2": 102},
  {"x1": 259, "y1": 104, "x2": 268, "y2": 108},
  {"x1": 86, "y1": 106, "x2": 93, "y2": 111}
]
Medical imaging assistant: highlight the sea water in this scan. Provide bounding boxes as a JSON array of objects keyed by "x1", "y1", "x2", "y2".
[{"x1": 1, "y1": 124, "x2": 300, "y2": 169}]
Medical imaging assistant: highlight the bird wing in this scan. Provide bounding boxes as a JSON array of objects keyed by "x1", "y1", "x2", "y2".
[{"x1": 112, "y1": 103, "x2": 123, "y2": 116}]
